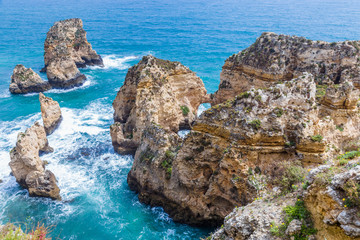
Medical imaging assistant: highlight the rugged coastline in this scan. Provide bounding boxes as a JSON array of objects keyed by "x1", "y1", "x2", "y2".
[{"x1": 112, "y1": 33, "x2": 360, "y2": 239}]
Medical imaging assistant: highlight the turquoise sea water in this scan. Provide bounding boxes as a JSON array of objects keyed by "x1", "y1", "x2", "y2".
[{"x1": 0, "y1": 0, "x2": 360, "y2": 239}]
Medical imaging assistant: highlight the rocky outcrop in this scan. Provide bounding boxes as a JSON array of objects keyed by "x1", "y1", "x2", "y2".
[
  {"x1": 9, "y1": 65, "x2": 51, "y2": 94},
  {"x1": 9, "y1": 122, "x2": 60, "y2": 200},
  {"x1": 213, "y1": 32, "x2": 360, "y2": 105},
  {"x1": 111, "y1": 55, "x2": 208, "y2": 154},
  {"x1": 39, "y1": 93, "x2": 62, "y2": 135},
  {"x1": 41, "y1": 18, "x2": 103, "y2": 88},
  {"x1": 304, "y1": 165, "x2": 360, "y2": 239},
  {"x1": 127, "y1": 73, "x2": 360, "y2": 226},
  {"x1": 46, "y1": 57, "x2": 86, "y2": 88},
  {"x1": 211, "y1": 194, "x2": 297, "y2": 240}
]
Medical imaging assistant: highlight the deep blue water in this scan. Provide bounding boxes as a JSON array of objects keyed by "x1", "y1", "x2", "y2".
[{"x1": 0, "y1": 0, "x2": 360, "y2": 239}]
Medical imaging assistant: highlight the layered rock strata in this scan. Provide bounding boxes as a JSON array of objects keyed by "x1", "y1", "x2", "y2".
[
  {"x1": 111, "y1": 55, "x2": 208, "y2": 154},
  {"x1": 9, "y1": 122, "x2": 60, "y2": 200},
  {"x1": 39, "y1": 93, "x2": 62, "y2": 135},
  {"x1": 213, "y1": 32, "x2": 360, "y2": 104},
  {"x1": 41, "y1": 18, "x2": 103, "y2": 88},
  {"x1": 127, "y1": 74, "x2": 360, "y2": 226},
  {"x1": 9, "y1": 65, "x2": 51, "y2": 94}
]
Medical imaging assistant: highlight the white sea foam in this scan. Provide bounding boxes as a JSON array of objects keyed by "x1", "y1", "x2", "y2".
[
  {"x1": 197, "y1": 103, "x2": 211, "y2": 117},
  {"x1": 45, "y1": 75, "x2": 94, "y2": 94},
  {"x1": 0, "y1": 90, "x2": 11, "y2": 99},
  {"x1": 92, "y1": 55, "x2": 139, "y2": 70}
]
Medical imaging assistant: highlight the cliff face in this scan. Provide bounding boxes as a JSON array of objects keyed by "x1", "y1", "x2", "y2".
[
  {"x1": 41, "y1": 18, "x2": 103, "y2": 88},
  {"x1": 111, "y1": 55, "x2": 208, "y2": 154},
  {"x1": 214, "y1": 32, "x2": 360, "y2": 104},
  {"x1": 9, "y1": 65, "x2": 51, "y2": 94},
  {"x1": 127, "y1": 72, "x2": 360, "y2": 226}
]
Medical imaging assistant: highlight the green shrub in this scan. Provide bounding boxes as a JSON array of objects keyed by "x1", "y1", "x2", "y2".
[
  {"x1": 274, "y1": 107, "x2": 284, "y2": 117},
  {"x1": 311, "y1": 135, "x2": 323, "y2": 142},
  {"x1": 337, "y1": 151, "x2": 360, "y2": 160},
  {"x1": 237, "y1": 91, "x2": 250, "y2": 99},
  {"x1": 336, "y1": 125, "x2": 344, "y2": 132},
  {"x1": 271, "y1": 161, "x2": 306, "y2": 193},
  {"x1": 180, "y1": 105, "x2": 190, "y2": 116},
  {"x1": 315, "y1": 84, "x2": 327, "y2": 100},
  {"x1": 270, "y1": 200, "x2": 316, "y2": 240},
  {"x1": 343, "y1": 179, "x2": 360, "y2": 208},
  {"x1": 249, "y1": 119, "x2": 261, "y2": 130}
]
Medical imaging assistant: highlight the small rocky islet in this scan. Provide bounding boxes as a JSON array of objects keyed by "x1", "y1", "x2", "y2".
[
  {"x1": 4, "y1": 21, "x2": 360, "y2": 240},
  {"x1": 9, "y1": 18, "x2": 103, "y2": 94}
]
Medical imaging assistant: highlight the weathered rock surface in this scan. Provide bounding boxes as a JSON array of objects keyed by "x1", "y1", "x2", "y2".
[
  {"x1": 46, "y1": 57, "x2": 86, "y2": 88},
  {"x1": 39, "y1": 93, "x2": 62, "y2": 135},
  {"x1": 127, "y1": 73, "x2": 360, "y2": 226},
  {"x1": 211, "y1": 194, "x2": 296, "y2": 240},
  {"x1": 111, "y1": 55, "x2": 208, "y2": 154},
  {"x1": 41, "y1": 18, "x2": 103, "y2": 88},
  {"x1": 214, "y1": 32, "x2": 360, "y2": 104},
  {"x1": 9, "y1": 122, "x2": 60, "y2": 200},
  {"x1": 9, "y1": 65, "x2": 51, "y2": 94},
  {"x1": 304, "y1": 165, "x2": 360, "y2": 239}
]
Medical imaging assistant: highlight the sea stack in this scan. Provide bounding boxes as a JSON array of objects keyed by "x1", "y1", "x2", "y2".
[
  {"x1": 41, "y1": 18, "x2": 103, "y2": 88},
  {"x1": 111, "y1": 55, "x2": 209, "y2": 154},
  {"x1": 39, "y1": 93, "x2": 62, "y2": 135},
  {"x1": 9, "y1": 122, "x2": 60, "y2": 200},
  {"x1": 9, "y1": 65, "x2": 51, "y2": 94}
]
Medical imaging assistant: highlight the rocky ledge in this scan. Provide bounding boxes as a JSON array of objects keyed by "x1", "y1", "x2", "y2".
[
  {"x1": 41, "y1": 18, "x2": 103, "y2": 88},
  {"x1": 39, "y1": 93, "x2": 62, "y2": 135},
  {"x1": 111, "y1": 55, "x2": 208, "y2": 154},
  {"x1": 213, "y1": 32, "x2": 360, "y2": 104},
  {"x1": 9, "y1": 65, "x2": 51, "y2": 94}
]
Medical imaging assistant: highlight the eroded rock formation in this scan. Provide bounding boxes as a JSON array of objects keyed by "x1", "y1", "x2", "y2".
[
  {"x1": 127, "y1": 74, "x2": 360, "y2": 227},
  {"x1": 213, "y1": 32, "x2": 360, "y2": 105},
  {"x1": 9, "y1": 122, "x2": 60, "y2": 200},
  {"x1": 111, "y1": 33, "x2": 360, "y2": 238},
  {"x1": 41, "y1": 18, "x2": 103, "y2": 88},
  {"x1": 39, "y1": 93, "x2": 62, "y2": 135},
  {"x1": 111, "y1": 55, "x2": 208, "y2": 154},
  {"x1": 304, "y1": 165, "x2": 360, "y2": 239},
  {"x1": 9, "y1": 65, "x2": 51, "y2": 94}
]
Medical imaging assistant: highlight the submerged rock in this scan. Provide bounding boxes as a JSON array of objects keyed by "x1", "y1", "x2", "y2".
[
  {"x1": 9, "y1": 122, "x2": 60, "y2": 200},
  {"x1": 214, "y1": 32, "x2": 360, "y2": 105},
  {"x1": 111, "y1": 55, "x2": 208, "y2": 154},
  {"x1": 39, "y1": 93, "x2": 62, "y2": 135},
  {"x1": 41, "y1": 18, "x2": 103, "y2": 88},
  {"x1": 9, "y1": 65, "x2": 51, "y2": 94}
]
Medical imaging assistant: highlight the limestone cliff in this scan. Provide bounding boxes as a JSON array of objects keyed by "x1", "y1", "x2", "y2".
[
  {"x1": 39, "y1": 93, "x2": 62, "y2": 135},
  {"x1": 127, "y1": 74, "x2": 360, "y2": 227},
  {"x1": 111, "y1": 55, "x2": 208, "y2": 154},
  {"x1": 9, "y1": 65, "x2": 51, "y2": 94},
  {"x1": 9, "y1": 122, "x2": 60, "y2": 200},
  {"x1": 41, "y1": 18, "x2": 103, "y2": 88},
  {"x1": 214, "y1": 32, "x2": 360, "y2": 104}
]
